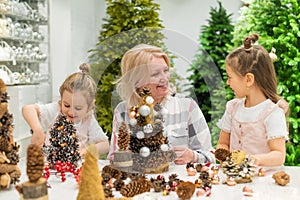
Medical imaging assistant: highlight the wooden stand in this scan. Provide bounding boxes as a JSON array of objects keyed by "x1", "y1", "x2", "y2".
[
  {"x1": 19, "y1": 178, "x2": 48, "y2": 200},
  {"x1": 113, "y1": 150, "x2": 133, "y2": 172}
]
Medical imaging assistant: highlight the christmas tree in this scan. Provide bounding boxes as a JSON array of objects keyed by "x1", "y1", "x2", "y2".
[
  {"x1": 115, "y1": 87, "x2": 175, "y2": 173},
  {"x1": 0, "y1": 79, "x2": 21, "y2": 189},
  {"x1": 44, "y1": 113, "x2": 81, "y2": 168},
  {"x1": 88, "y1": 0, "x2": 167, "y2": 140},
  {"x1": 187, "y1": 1, "x2": 234, "y2": 146},
  {"x1": 77, "y1": 144, "x2": 105, "y2": 200}
]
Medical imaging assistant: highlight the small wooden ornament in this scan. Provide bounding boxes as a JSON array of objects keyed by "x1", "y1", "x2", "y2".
[
  {"x1": 113, "y1": 150, "x2": 132, "y2": 172},
  {"x1": 18, "y1": 178, "x2": 48, "y2": 200}
]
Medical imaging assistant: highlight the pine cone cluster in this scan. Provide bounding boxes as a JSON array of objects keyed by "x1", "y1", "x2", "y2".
[
  {"x1": 26, "y1": 144, "x2": 45, "y2": 182},
  {"x1": 215, "y1": 148, "x2": 231, "y2": 162},
  {"x1": 118, "y1": 122, "x2": 130, "y2": 150},
  {"x1": 0, "y1": 79, "x2": 21, "y2": 188},
  {"x1": 120, "y1": 177, "x2": 151, "y2": 197}
]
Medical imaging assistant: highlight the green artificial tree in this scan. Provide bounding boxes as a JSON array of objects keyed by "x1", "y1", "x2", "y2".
[
  {"x1": 233, "y1": 0, "x2": 300, "y2": 166},
  {"x1": 88, "y1": 0, "x2": 167, "y2": 139},
  {"x1": 187, "y1": 1, "x2": 234, "y2": 146}
]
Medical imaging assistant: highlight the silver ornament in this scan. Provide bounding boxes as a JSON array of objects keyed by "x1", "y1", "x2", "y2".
[
  {"x1": 140, "y1": 147, "x2": 150, "y2": 157},
  {"x1": 143, "y1": 124, "x2": 153, "y2": 134},
  {"x1": 145, "y1": 96, "x2": 154, "y2": 104},
  {"x1": 136, "y1": 131, "x2": 145, "y2": 139},
  {"x1": 160, "y1": 144, "x2": 169, "y2": 152},
  {"x1": 129, "y1": 118, "x2": 137, "y2": 126},
  {"x1": 139, "y1": 105, "x2": 151, "y2": 116}
]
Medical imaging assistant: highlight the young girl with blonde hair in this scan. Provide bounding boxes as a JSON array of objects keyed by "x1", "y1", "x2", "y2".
[{"x1": 22, "y1": 63, "x2": 109, "y2": 156}]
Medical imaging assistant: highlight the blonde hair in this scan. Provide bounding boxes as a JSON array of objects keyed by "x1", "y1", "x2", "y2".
[
  {"x1": 116, "y1": 44, "x2": 171, "y2": 106},
  {"x1": 59, "y1": 63, "x2": 97, "y2": 109},
  {"x1": 226, "y1": 34, "x2": 280, "y2": 103}
]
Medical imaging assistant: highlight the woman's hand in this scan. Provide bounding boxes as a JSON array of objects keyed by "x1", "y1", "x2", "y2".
[{"x1": 173, "y1": 146, "x2": 194, "y2": 165}]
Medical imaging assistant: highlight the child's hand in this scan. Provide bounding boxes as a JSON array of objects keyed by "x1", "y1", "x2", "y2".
[{"x1": 31, "y1": 131, "x2": 45, "y2": 148}]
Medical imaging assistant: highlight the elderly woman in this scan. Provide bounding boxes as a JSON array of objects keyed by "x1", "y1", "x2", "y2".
[{"x1": 108, "y1": 44, "x2": 215, "y2": 165}]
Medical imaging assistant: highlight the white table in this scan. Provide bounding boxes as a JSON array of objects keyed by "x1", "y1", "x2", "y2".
[{"x1": 1, "y1": 159, "x2": 300, "y2": 200}]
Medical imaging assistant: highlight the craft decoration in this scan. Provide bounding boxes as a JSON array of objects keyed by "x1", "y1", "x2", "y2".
[
  {"x1": 16, "y1": 144, "x2": 48, "y2": 200},
  {"x1": 113, "y1": 121, "x2": 133, "y2": 172},
  {"x1": 215, "y1": 148, "x2": 231, "y2": 162},
  {"x1": 120, "y1": 176, "x2": 151, "y2": 197},
  {"x1": 242, "y1": 185, "x2": 254, "y2": 196},
  {"x1": 175, "y1": 181, "x2": 196, "y2": 199},
  {"x1": 77, "y1": 144, "x2": 105, "y2": 200},
  {"x1": 221, "y1": 150, "x2": 256, "y2": 184},
  {"x1": 43, "y1": 113, "x2": 81, "y2": 168},
  {"x1": 272, "y1": 171, "x2": 290, "y2": 186},
  {"x1": 115, "y1": 87, "x2": 175, "y2": 173},
  {"x1": 0, "y1": 79, "x2": 21, "y2": 189}
]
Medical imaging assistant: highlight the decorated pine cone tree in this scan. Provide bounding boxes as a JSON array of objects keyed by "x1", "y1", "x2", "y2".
[
  {"x1": 27, "y1": 144, "x2": 44, "y2": 182},
  {"x1": 0, "y1": 78, "x2": 21, "y2": 189},
  {"x1": 44, "y1": 113, "x2": 81, "y2": 168},
  {"x1": 16, "y1": 144, "x2": 47, "y2": 199},
  {"x1": 112, "y1": 121, "x2": 133, "y2": 172},
  {"x1": 126, "y1": 87, "x2": 175, "y2": 173}
]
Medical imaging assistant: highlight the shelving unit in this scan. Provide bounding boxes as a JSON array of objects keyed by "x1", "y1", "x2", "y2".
[{"x1": 0, "y1": 0, "x2": 51, "y2": 157}]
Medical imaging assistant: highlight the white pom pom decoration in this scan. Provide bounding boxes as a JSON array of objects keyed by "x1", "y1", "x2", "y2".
[
  {"x1": 140, "y1": 147, "x2": 150, "y2": 157},
  {"x1": 143, "y1": 124, "x2": 153, "y2": 133},
  {"x1": 136, "y1": 131, "x2": 145, "y2": 139},
  {"x1": 129, "y1": 118, "x2": 137, "y2": 126},
  {"x1": 139, "y1": 105, "x2": 151, "y2": 116},
  {"x1": 160, "y1": 144, "x2": 169, "y2": 152},
  {"x1": 145, "y1": 96, "x2": 154, "y2": 104}
]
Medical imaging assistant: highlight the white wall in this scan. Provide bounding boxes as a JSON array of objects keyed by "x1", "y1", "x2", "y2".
[
  {"x1": 49, "y1": 0, "x2": 105, "y2": 100},
  {"x1": 49, "y1": 0, "x2": 241, "y2": 99}
]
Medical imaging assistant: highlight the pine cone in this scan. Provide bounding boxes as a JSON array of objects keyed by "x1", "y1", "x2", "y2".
[
  {"x1": 136, "y1": 87, "x2": 151, "y2": 97},
  {"x1": 101, "y1": 165, "x2": 122, "y2": 179},
  {"x1": 26, "y1": 144, "x2": 45, "y2": 182},
  {"x1": 176, "y1": 181, "x2": 196, "y2": 199},
  {"x1": 118, "y1": 122, "x2": 130, "y2": 150},
  {"x1": 104, "y1": 185, "x2": 114, "y2": 198},
  {"x1": 0, "y1": 136, "x2": 12, "y2": 152},
  {"x1": 114, "y1": 179, "x2": 125, "y2": 191},
  {"x1": 215, "y1": 148, "x2": 231, "y2": 162},
  {"x1": 6, "y1": 142, "x2": 20, "y2": 164},
  {"x1": 120, "y1": 177, "x2": 151, "y2": 197}
]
